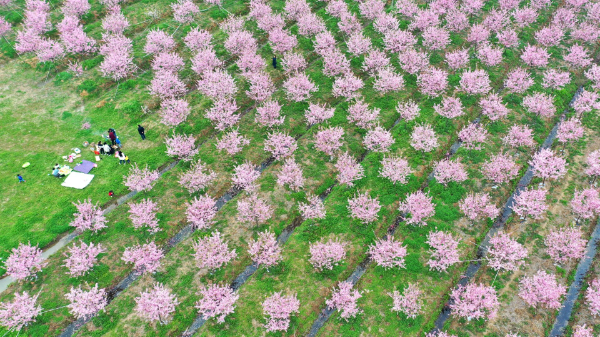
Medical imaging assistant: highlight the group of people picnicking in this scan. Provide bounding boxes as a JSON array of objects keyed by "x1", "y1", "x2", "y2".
[{"x1": 94, "y1": 128, "x2": 130, "y2": 165}]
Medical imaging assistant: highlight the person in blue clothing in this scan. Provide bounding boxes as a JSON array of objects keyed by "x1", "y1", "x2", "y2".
[{"x1": 17, "y1": 174, "x2": 25, "y2": 183}]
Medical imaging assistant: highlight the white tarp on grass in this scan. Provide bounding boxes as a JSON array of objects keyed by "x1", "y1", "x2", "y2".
[{"x1": 61, "y1": 171, "x2": 94, "y2": 189}]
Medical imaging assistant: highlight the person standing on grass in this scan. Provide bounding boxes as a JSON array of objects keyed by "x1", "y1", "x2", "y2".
[
  {"x1": 108, "y1": 129, "x2": 116, "y2": 146},
  {"x1": 17, "y1": 174, "x2": 25, "y2": 183},
  {"x1": 138, "y1": 125, "x2": 146, "y2": 140},
  {"x1": 118, "y1": 151, "x2": 130, "y2": 165},
  {"x1": 272, "y1": 56, "x2": 277, "y2": 69}
]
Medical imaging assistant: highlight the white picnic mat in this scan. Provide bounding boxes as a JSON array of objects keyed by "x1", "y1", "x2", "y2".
[{"x1": 61, "y1": 171, "x2": 94, "y2": 189}]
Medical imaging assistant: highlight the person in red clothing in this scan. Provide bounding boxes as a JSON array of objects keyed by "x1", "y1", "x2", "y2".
[
  {"x1": 108, "y1": 129, "x2": 116, "y2": 145},
  {"x1": 108, "y1": 190, "x2": 114, "y2": 197}
]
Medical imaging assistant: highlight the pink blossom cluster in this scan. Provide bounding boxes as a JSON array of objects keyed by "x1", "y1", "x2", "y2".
[
  {"x1": 305, "y1": 103, "x2": 335, "y2": 125},
  {"x1": 519, "y1": 271, "x2": 566, "y2": 309},
  {"x1": 544, "y1": 227, "x2": 586, "y2": 264},
  {"x1": 136, "y1": 283, "x2": 178, "y2": 324},
  {"x1": 460, "y1": 69, "x2": 491, "y2": 95},
  {"x1": 216, "y1": 129, "x2": 250, "y2": 155},
  {"x1": 400, "y1": 190, "x2": 435, "y2": 226},
  {"x1": 179, "y1": 160, "x2": 216, "y2": 193},
  {"x1": 124, "y1": 164, "x2": 160, "y2": 192},
  {"x1": 265, "y1": 132, "x2": 297, "y2": 160},
  {"x1": 396, "y1": 100, "x2": 420, "y2": 121},
  {"x1": 277, "y1": 158, "x2": 305, "y2": 191},
  {"x1": 522, "y1": 92, "x2": 556, "y2": 118},
  {"x1": 389, "y1": 283, "x2": 422, "y2": 318},
  {"x1": 557, "y1": 118, "x2": 584, "y2": 144},
  {"x1": 262, "y1": 292, "x2": 300, "y2": 332},
  {"x1": 186, "y1": 195, "x2": 217, "y2": 230},
  {"x1": 379, "y1": 156, "x2": 411, "y2": 185},
  {"x1": 65, "y1": 284, "x2": 107, "y2": 319},
  {"x1": 128, "y1": 199, "x2": 160, "y2": 233},
  {"x1": 585, "y1": 150, "x2": 600, "y2": 180},
  {"x1": 482, "y1": 152, "x2": 520, "y2": 184},
  {"x1": 248, "y1": 231, "x2": 281, "y2": 268},
  {"x1": 512, "y1": 188, "x2": 548, "y2": 219},
  {"x1": 122, "y1": 241, "x2": 164, "y2": 274},
  {"x1": 398, "y1": 49, "x2": 429, "y2": 74},
  {"x1": 368, "y1": 237, "x2": 407, "y2": 269},
  {"x1": 309, "y1": 238, "x2": 347, "y2": 271},
  {"x1": 364, "y1": 126, "x2": 394, "y2": 153},
  {"x1": 434, "y1": 159, "x2": 468, "y2": 186},
  {"x1": 196, "y1": 286, "x2": 238, "y2": 324},
  {"x1": 70, "y1": 198, "x2": 107, "y2": 233},
  {"x1": 335, "y1": 152, "x2": 365, "y2": 186},
  {"x1": 326, "y1": 281, "x2": 362, "y2": 320},
  {"x1": 450, "y1": 283, "x2": 499, "y2": 320},
  {"x1": 4, "y1": 242, "x2": 46, "y2": 281},
  {"x1": 427, "y1": 231, "x2": 460, "y2": 272},
  {"x1": 63, "y1": 241, "x2": 105, "y2": 277},
  {"x1": 487, "y1": 231, "x2": 527, "y2": 272},
  {"x1": 348, "y1": 192, "x2": 381, "y2": 224},
  {"x1": 480, "y1": 94, "x2": 510, "y2": 121},
  {"x1": 434, "y1": 97, "x2": 464, "y2": 119},
  {"x1": 315, "y1": 127, "x2": 344, "y2": 156},
  {"x1": 529, "y1": 149, "x2": 567, "y2": 181},
  {"x1": 232, "y1": 161, "x2": 260, "y2": 191},
  {"x1": 585, "y1": 278, "x2": 600, "y2": 317},
  {"x1": 459, "y1": 193, "x2": 500, "y2": 222},
  {"x1": 503, "y1": 125, "x2": 535, "y2": 148},
  {"x1": 347, "y1": 98, "x2": 380, "y2": 129},
  {"x1": 459, "y1": 123, "x2": 488, "y2": 150},
  {"x1": 0, "y1": 292, "x2": 42, "y2": 330},
  {"x1": 192, "y1": 231, "x2": 237, "y2": 271},
  {"x1": 410, "y1": 124, "x2": 439, "y2": 152}
]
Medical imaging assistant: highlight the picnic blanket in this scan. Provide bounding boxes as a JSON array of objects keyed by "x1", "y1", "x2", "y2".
[
  {"x1": 61, "y1": 172, "x2": 94, "y2": 189},
  {"x1": 73, "y1": 160, "x2": 95, "y2": 174}
]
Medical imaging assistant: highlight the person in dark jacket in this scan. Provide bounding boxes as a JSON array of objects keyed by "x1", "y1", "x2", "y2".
[
  {"x1": 108, "y1": 129, "x2": 116, "y2": 145},
  {"x1": 138, "y1": 125, "x2": 146, "y2": 140},
  {"x1": 272, "y1": 56, "x2": 277, "y2": 69}
]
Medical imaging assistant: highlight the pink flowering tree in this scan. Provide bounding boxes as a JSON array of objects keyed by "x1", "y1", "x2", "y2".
[
  {"x1": 283, "y1": 72, "x2": 318, "y2": 101},
  {"x1": 305, "y1": 103, "x2": 335, "y2": 125},
  {"x1": 347, "y1": 98, "x2": 380, "y2": 129},
  {"x1": 165, "y1": 133, "x2": 198, "y2": 162},
  {"x1": 152, "y1": 52, "x2": 184, "y2": 73},
  {"x1": 497, "y1": 29, "x2": 519, "y2": 47},
  {"x1": 585, "y1": 278, "x2": 600, "y2": 317},
  {"x1": 467, "y1": 24, "x2": 490, "y2": 43},
  {"x1": 255, "y1": 101, "x2": 284, "y2": 127},
  {"x1": 65, "y1": 284, "x2": 107, "y2": 319},
  {"x1": 299, "y1": 194, "x2": 326, "y2": 220},
  {"x1": 427, "y1": 231, "x2": 460, "y2": 272},
  {"x1": 282, "y1": 52, "x2": 307, "y2": 74},
  {"x1": 379, "y1": 156, "x2": 412, "y2": 185},
  {"x1": 529, "y1": 149, "x2": 568, "y2": 182},
  {"x1": 216, "y1": 129, "x2": 250, "y2": 155},
  {"x1": 434, "y1": 97, "x2": 464, "y2": 119},
  {"x1": 128, "y1": 199, "x2": 160, "y2": 233},
  {"x1": 459, "y1": 193, "x2": 500, "y2": 222},
  {"x1": 522, "y1": 92, "x2": 556, "y2": 118},
  {"x1": 399, "y1": 191, "x2": 435, "y2": 226},
  {"x1": 477, "y1": 43, "x2": 503, "y2": 66},
  {"x1": 179, "y1": 160, "x2": 216, "y2": 193},
  {"x1": 124, "y1": 165, "x2": 160, "y2": 192},
  {"x1": 248, "y1": 231, "x2": 282, "y2": 268},
  {"x1": 149, "y1": 71, "x2": 186, "y2": 99},
  {"x1": 543, "y1": 69, "x2": 571, "y2": 89},
  {"x1": 346, "y1": 32, "x2": 372, "y2": 56},
  {"x1": 445, "y1": 49, "x2": 469, "y2": 70},
  {"x1": 348, "y1": 192, "x2": 381, "y2": 223},
  {"x1": 237, "y1": 194, "x2": 273, "y2": 226},
  {"x1": 504, "y1": 68, "x2": 534, "y2": 93},
  {"x1": 135, "y1": 283, "x2": 178, "y2": 324},
  {"x1": 322, "y1": 49, "x2": 350, "y2": 77},
  {"x1": 121, "y1": 241, "x2": 164, "y2": 274},
  {"x1": 186, "y1": 195, "x2": 217, "y2": 230},
  {"x1": 521, "y1": 44, "x2": 550, "y2": 67},
  {"x1": 573, "y1": 325, "x2": 594, "y2": 337},
  {"x1": 262, "y1": 292, "x2": 300, "y2": 332},
  {"x1": 481, "y1": 153, "x2": 520, "y2": 184},
  {"x1": 368, "y1": 236, "x2": 407, "y2": 269},
  {"x1": 571, "y1": 188, "x2": 600, "y2": 220},
  {"x1": 265, "y1": 132, "x2": 297, "y2": 160},
  {"x1": 434, "y1": 159, "x2": 468, "y2": 186},
  {"x1": 364, "y1": 126, "x2": 394, "y2": 153},
  {"x1": 160, "y1": 98, "x2": 190, "y2": 127},
  {"x1": 196, "y1": 284, "x2": 238, "y2": 323},
  {"x1": 4, "y1": 242, "x2": 46, "y2": 281},
  {"x1": 417, "y1": 67, "x2": 448, "y2": 97},
  {"x1": 192, "y1": 231, "x2": 237, "y2": 271},
  {"x1": 277, "y1": 158, "x2": 304, "y2": 191},
  {"x1": 557, "y1": 118, "x2": 584, "y2": 147},
  {"x1": 332, "y1": 73, "x2": 364, "y2": 99},
  {"x1": 459, "y1": 124, "x2": 488, "y2": 149},
  {"x1": 586, "y1": 150, "x2": 600, "y2": 183},
  {"x1": 191, "y1": 49, "x2": 222, "y2": 75},
  {"x1": 450, "y1": 283, "x2": 499, "y2": 321},
  {"x1": 0, "y1": 292, "x2": 42, "y2": 331},
  {"x1": 198, "y1": 70, "x2": 237, "y2": 100},
  {"x1": 315, "y1": 127, "x2": 344, "y2": 157},
  {"x1": 364, "y1": 50, "x2": 391, "y2": 74},
  {"x1": 564, "y1": 44, "x2": 592, "y2": 68},
  {"x1": 309, "y1": 238, "x2": 347, "y2": 271},
  {"x1": 205, "y1": 99, "x2": 240, "y2": 131},
  {"x1": 422, "y1": 26, "x2": 450, "y2": 50},
  {"x1": 486, "y1": 231, "x2": 527, "y2": 272},
  {"x1": 512, "y1": 188, "x2": 548, "y2": 219},
  {"x1": 396, "y1": 100, "x2": 420, "y2": 121},
  {"x1": 246, "y1": 72, "x2": 275, "y2": 102},
  {"x1": 171, "y1": 0, "x2": 199, "y2": 24},
  {"x1": 144, "y1": 29, "x2": 175, "y2": 55},
  {"x1": 335, "y1": 152, "x2": 365, "y2": 186},
  {"x1": 389, "y1": 283, "x2": 422, "y2": 318},
  {"x1": 232, "y1": 161, "x2": 260, "y2": 191},
  {"x1": 459, "y1": 69, "x2": 491, "y2": 95},
  {"x1": 503, "y1": 125, "x2": 536, "y2": 148},
  {"x1": 410, "y1": 124, "x2": 439, "y2": 152},
  {"x1": 573, "y1": 89, "x2": 600, "y2": 115},
  {"x1": 519, "y1": 271, "x2": 566, "y2": 309},
  {"x1": 70, "y1": 198, "x2": 107, "y2": 233},
  {"x1": 63, "y1": 241, "x2": 105, "y2": 277},
  {"x1": 373, "y1": 67, "x2": 405, "y2": 94},
  {"x1": 544, "y1": 227, "x2": 587, "y2": 264},
  {"x1": 326, "y1": 281, "x2": 362, "y2": 321}
]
